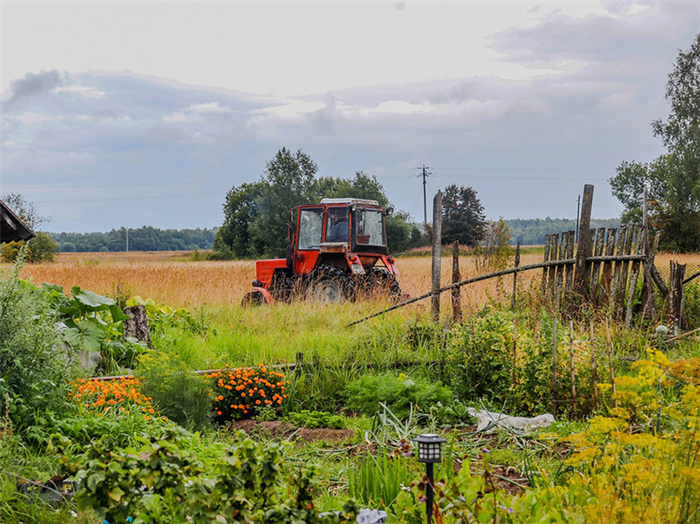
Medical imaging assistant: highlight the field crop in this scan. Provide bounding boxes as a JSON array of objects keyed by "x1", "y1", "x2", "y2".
[{"x1": 14, "y1": 250, "x2": 547, "y2": 311}]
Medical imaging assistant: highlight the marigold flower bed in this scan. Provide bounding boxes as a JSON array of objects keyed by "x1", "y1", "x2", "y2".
[
  {"x1": 207, "y1": 365, "x2": 289, "y2": 422},
  {"x1": 69, "y1": 377, "x2": 159, "y2": 420}
]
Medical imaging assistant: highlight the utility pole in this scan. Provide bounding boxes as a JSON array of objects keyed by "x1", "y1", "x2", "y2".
[{"x1": 417, "y1": 165, "x2": 431, "y2": 228}]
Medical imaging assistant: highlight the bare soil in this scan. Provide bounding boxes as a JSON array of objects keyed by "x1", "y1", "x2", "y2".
[{"x1": 230, "y1": 419, "x2": 355, "y2": 444}]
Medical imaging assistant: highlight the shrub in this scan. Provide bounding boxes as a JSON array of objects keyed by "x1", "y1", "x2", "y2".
[
  {"x1": 0, "y1": 255, "x2": 75, "y2": 431},
  {"x1": 344, "y1": 373, "x2": 453, "y2": 419},
  {"x1": 135, "y1": 352, "x2": 213, "y2": 431},
  {"x1": 284, "y1": 410, "x2": 347, "y2": 429},
  {"x1": 207, "y1": 365, "x2": 289, "y2": 423},
  {"x1": 58, "y1": 426, "x2": 357, "y2": 524}
]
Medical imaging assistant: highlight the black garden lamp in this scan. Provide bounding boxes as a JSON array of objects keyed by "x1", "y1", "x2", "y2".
[{"x1": 413, "y1": 433, "x2": 446, "y2": 524}]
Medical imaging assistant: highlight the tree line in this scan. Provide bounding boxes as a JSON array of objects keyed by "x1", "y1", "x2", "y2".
[
  {"x1": 506, "y1": 218, "x2": 621, "y2": 246},
  {"x1": 51, "y1": 227, "x2": 217, "y2": 253}
]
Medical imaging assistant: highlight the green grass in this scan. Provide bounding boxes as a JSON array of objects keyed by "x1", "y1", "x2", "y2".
[{"x1": 153, "y1": 300, "x2": 436, "y2": 370}]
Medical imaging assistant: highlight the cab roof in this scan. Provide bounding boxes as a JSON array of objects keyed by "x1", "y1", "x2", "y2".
[{"x1": 319, "y1": 198, "x2": 380, "y2": 206}]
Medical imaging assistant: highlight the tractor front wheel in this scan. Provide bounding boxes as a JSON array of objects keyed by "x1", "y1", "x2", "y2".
[{"x1": 305, "y1": 265, "x2": 353, "y2": 303}]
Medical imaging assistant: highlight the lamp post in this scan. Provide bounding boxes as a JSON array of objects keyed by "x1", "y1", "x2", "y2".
[{"x1": 413, "y1": 433, "x2": 446, "y2": 524}]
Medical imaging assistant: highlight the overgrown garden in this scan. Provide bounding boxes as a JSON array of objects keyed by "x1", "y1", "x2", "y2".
[{"x1": 2, "y1": 244, "x2": 700, "y2": 523}]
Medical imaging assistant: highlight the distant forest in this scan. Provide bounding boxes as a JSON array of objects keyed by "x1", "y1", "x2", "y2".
[
  {"x1": 51, "y1": 227, "x2": 217, "y2": 252},
  {"x1": 505, "y1": 218, "x2": 621, "y2": 246},
  {"x1": 50, "y1": 218, "x2": 622, "y2": 252}
]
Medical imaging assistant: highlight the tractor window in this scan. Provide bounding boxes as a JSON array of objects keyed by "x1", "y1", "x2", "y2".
[
  {"x1": 298, "y1": 208, "x2": 323, "y2": 250},
  {"x1": 355, "y1": 208, "x2": 385, "y2": 246},
  {"x1": 325, "y1": 207, "x2": 349, "y2": 243}
]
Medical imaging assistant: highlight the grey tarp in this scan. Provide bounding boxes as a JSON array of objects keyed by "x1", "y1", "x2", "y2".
[{"x1": 0, "y1": 199, "x2": 35, "y2": 243}]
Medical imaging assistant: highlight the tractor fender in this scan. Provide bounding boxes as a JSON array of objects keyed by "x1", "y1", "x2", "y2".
[
  {"x1": 252, "y1": 287, "x2": 275, "y2": 305},
  {"x1": 380, "y1": 254, "x2": 400, "y2": 277}
]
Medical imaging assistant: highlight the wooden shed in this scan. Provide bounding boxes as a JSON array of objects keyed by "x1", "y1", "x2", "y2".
[{"x1": 0, "y1": 199, "x2": 35, "y2": 243}]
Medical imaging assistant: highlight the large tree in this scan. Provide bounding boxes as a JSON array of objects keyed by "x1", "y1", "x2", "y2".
[
  {"x1": 441, "y1": 184, "x2": 486, "y2": 247},
  {"x1": 214, "y1": 148, "x2": 420, "y2": 258},
  {"x1": 610, "y1": 34, "x2": 700, "y2": 252}
]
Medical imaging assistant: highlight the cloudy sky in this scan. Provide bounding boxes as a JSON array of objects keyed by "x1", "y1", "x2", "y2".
[{"x1": 1, "y1": 1, "x2": 699, "y2": 233}]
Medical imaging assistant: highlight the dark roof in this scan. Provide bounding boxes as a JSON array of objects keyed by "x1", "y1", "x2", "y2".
[{"x1": 0, "y1": 200, "x2": 35, "y2": 243}]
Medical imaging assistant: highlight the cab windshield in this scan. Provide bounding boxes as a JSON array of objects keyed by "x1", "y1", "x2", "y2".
[
  {"x1": 298, "y1": 208, "x2": 323, "y2": 250},
  {"x1": 354, "y1": 208, "x2": 385, "y2": 246}
]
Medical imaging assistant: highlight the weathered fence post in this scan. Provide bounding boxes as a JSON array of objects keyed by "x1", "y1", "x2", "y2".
[
  {"x1": 599, "y1": 228, "x2": 616, "y2": 305},
  {"x1": 542, "y1": 234, "x2": 552, "y2": 297},
  {"x1": 552, "y1": 317, "x2": 558, "y2": 418},
  {"x1": 555, "y1": 235, "x2": 566, "y2": 308},
  {"x1": 431, "y1": 191, "x2": 443, "y2": 322},
  {"x1": 605, "y1": 318, "x2": 617, "y2": 410},
  {"x1": 511, "y1": 242, "x2": 520, "y2": 311},
  {"x1": 640, "y1": 187, "x2": 656, "y2": 319},
  {"x1": 589, "y1": 319, "x2": 600, "y2": 411},
  {"x1": 564, "y1": 230, "x2": 575, "y2": 300},
  {"x1": 669, "y1": 261, "x2": 686, "y2": 335},
  {"x1": 625, "y1": 227, "x2": 645, "y2": 328},
  {"x1": 511, "y1": 319, "x2": 518, "y2": 388},
  {"x1": 451, "y1": 241, "x2": 462, "y2": 324},
  {"x1": 574, "y1": 184, "x2": 594, "y2": 299},
  {"x1": 569, "y1": 319, "x2": 577, "y2": 418},
  {"x1": 590, "y1": 227, "x2": 606, "y2": 303},
  {"x1": 548, "y1": 234, "x2": 559, "y2": 302}
]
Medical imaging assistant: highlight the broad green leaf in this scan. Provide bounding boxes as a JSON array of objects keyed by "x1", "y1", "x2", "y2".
[
  {"x1": 74, "y1": 289, "x2": 116, "y2": 310},
  {"x1": 86, "y1": 471, "x2": 105, "y2": 491},
  {"x1": 107, "y1": 486, "x2": 125, "y2": 502},
  {"x1": 42, "y1": 282, "x2": 64, "y2": 294},
  {"x1": 109, "y1": 305, "x2": 132, "y2": 322},
  {"x1": 64, "y1": 322, "x2": 104, "y2": 352}
]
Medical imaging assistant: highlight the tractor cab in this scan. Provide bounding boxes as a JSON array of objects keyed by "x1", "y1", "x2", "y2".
[
  {"x1": 243, "y1": 198, "x2": 403, "y2": 305},
  {"x1": 290, "y1": 198, "x2": 395, "y2": 278}
]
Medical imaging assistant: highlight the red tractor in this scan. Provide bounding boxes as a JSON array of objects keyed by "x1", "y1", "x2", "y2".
[{"x1": 242, "y1": 198, "x2": 405, "y2": 305}]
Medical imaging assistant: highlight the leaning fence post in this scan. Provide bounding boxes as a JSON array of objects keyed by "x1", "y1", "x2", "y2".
[
  {"x1": 669, "y1": 261, "x2": 686, "y2": 335},
  {"x1": 574, "y1": 184, "x2": 594, "y2": 300},
  {"x1": 512, "y1": 241, "x2": 520, "y2": 311},
  {"x1": 552, "y1": 317, "x2": 558, "y2": 418},
  {"x1": 569, "y1": 319, "x2": 577, "y2": 418},
  {"x1": 511, "y1": 319, "x2": 518, "y2": 388},
  {"x1": 589, "y1": 319, "x2": 600, "y2": 411},
  {"x1": 451, "y1": 241, "x2": 462, "y2": 324},
  {"x1": 431, "y1": 191, "x2": 443, "y2": 322},
  {"x1": 605, "y1": 318, "x2": 617, "y2": 410}
]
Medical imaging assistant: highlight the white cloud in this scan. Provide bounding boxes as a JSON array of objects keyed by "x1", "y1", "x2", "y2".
[
  {"x1": 53, "y1": 85, "x2": 106, "y2": 98},
  {"x1": 187, "y1": 102, "x2": 232, "y2": 113},
  {"x1": 10, "y1": 112, "x2": 62, "y2": 125},
  {"x1": 163, "y1": 112, "x2": 201, "y2": 123},
  {"x1": 364, "y1": 100, "x2": 434, "y2": 116}
]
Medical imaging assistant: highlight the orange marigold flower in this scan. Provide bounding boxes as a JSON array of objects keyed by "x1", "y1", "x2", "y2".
[{"x1": 255, "y1": 400, "x2": 261, "y2": 405}]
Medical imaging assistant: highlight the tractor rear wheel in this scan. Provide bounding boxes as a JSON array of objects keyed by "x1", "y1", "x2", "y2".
[
  {"x1": 362, "y1": 268, "x2": 402, "y2": 300},
  {"x1": 305, "y1": 265, "x2": 353, "y2": 303},
  {"x1": 241, "y1": 290, "x2": 266, "y2": 307}
]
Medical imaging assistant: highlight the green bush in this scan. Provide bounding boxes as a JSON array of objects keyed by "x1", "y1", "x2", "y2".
[
  {"x1": 344, "y1": 373, "x2": 452, "y2": 419},
  {"x1": 442, "y1": 310, "x2": 515, "y2": 404},
  {"x1": 0, "y1": 255, "x2": 75, "y2": 431},
  {"x1": 58, "y1": 425, "x2": 358, "y2": 524},
  {"x1": 135, "y1": 352, "x2": 213, "y2": 431},
  {"x1": 284, "y1": 410, "x2": 347, "y2": 429}
]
